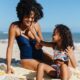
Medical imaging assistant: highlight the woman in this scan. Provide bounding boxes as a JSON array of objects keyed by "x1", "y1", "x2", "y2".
[{"x1": 6, "y1": 0, "x2": 52, "y2": 74}]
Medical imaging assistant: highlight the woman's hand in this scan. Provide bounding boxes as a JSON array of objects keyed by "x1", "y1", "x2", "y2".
[
  {"x1": 6, "y1": 67, "x2": 14, "y2": 74},
  {"x1": 29, "y1": 25, "x2": 41, "y2": 43},
  {"x1": 6, "y1": 68, "x2": 12, "y2": 74},
  {"x1": 29, "y1": 25, "x2": 36, "y2": 36}
]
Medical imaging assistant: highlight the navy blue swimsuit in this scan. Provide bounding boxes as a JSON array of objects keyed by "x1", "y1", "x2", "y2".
[{"x1": 16, "y1": 35, "x2": 44, "y2": 61}]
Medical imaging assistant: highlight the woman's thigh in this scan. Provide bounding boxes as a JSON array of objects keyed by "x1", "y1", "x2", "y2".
[
  {"x1": 43, "y1": 52, "x2": 53, "y2": 65},
  {"x1": 33, "y1": 49, "x2": 53, "y2": 64},
  {"x1": 20, "y1": 59, "x2": 40, "y2": 71}
]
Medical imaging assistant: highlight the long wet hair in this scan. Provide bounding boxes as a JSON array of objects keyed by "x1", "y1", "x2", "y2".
[
  {"x1": 53, "y1": 24, "x2": 74, "y2": 50},
  {"x1": 16, "y1": 0, "x2": 43, "y2": 22}
]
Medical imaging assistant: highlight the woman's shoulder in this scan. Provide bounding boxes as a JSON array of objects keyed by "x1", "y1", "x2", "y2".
[
  {"x1": 9, "y1": 21, "x2": 20, "y2": 29},
  {"x1": 34, "y1": 22, "x2": 40, "y2": 28},
  {"x1": 11, "y1": 21, "x2": 20, "y2": 26},
  {"x1": 34, "y1": 22, "x2": 41, "y2": 31},
  {"x1": 9, "y1": 21, "x2": 20, "y2": 34}
]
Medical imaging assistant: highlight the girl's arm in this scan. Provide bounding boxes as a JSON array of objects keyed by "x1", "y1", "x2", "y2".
[
  {"x1": 33, "y1": 23, "x2": 54, "y2": 48},
  {"x1": 6, "y1": 24, "x2": 16, "y2": 73},
  {"x1": 40, "y1": 40, "x2": 54, "y2": 48},
  {"x1": 35, "y1": 23, "x2": 55, "y2": 48},
  {"x1": 65, "y1": 46, "x2": 77, "y2": 68}
]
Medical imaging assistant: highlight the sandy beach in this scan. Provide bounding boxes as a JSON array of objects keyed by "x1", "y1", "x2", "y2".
[{"x1": 0, "y1": 39, "x2": 80, "y2": 80}]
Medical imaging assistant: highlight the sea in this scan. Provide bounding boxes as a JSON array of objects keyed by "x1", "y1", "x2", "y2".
[{"x1": 0, "y1": 31, "x2": 80, "y2": 43}]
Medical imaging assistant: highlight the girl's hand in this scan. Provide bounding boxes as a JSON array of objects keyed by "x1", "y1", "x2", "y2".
[
  {"x1": 65, "y1": 46, "x2": 77, "y2": 68},
  {"x1": 35, "y1": 43, "x2": 42, "y2": 49},
  {"x1": 65, "y1": 46, "x2": 74, "y2": 58}
]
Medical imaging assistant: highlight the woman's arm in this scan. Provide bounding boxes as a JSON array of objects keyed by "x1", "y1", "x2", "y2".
[
  {"x1": 65, "y1": 46, "x2": 77, "y2": 68},
  {"x1": 35, "y1": 23, "x2": 43, "y2": 41},
  {"x1": 29, "y1": 23, "x2": 41, "y2": 43},
  {"x1": 6, "y1": 24, "x2": 16, "y2": 73}
]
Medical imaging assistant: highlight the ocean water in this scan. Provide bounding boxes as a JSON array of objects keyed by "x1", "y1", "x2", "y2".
[
  {"x1": 0, "y1": 31, "x2": 80, "y2": 43},
  {"x1": 43, "y1": 32, "x2": 80, "y2": 42}
]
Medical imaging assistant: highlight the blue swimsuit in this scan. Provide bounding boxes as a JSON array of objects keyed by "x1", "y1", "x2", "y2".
[{"x1": 16, "y1": 35, "x2": 44, "y2": 61}]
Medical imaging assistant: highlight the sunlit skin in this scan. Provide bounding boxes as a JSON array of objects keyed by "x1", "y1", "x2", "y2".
[
  {"x1": 6, "y1": 11, "x2": 53, "y2": 74},
  {"x1": 22, "y1": 11, "x2": 35, "y2": 29}
]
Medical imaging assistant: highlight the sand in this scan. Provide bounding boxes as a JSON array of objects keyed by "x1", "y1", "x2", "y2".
[{"x1": 0, "y1": 39, "x2": 80, "y2": 80}]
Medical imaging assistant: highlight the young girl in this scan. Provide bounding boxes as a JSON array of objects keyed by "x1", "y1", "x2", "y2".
[{"x1": 36, "y1": 24, "x2": 77, "y2": 80}]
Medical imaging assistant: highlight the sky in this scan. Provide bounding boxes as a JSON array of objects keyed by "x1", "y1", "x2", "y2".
[{"x1": 0, "y1": 0, "x2": 80, "y2": 33}]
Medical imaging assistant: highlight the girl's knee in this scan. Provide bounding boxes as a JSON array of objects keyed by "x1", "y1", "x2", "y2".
[
  {"x1": 60, "y1": 63, "x2": 67, "y2": 68},
  {"x1": 38, "y1": 63, "x2": 45, "y2": 70}
]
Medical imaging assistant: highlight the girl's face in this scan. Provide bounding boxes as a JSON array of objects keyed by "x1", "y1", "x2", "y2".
[
  {"x1": 22, "y1": 11, "x2": 35, "y2": 28},
  {"x1": 52, "y1": 29, "x2": 61, "y2": 43}
]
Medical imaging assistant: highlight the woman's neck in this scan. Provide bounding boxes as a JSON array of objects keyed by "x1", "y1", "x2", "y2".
[{"x1": 20, "y1": 22, "x2": 28, "y2": 31}]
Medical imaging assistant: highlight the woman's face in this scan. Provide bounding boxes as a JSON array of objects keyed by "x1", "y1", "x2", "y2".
[
  {"x1": 52, "y1": 29, "x2": 61, "y2": 43},
  {"x1": 22, "y1": 11, "x2": 35, "y2": 28}
]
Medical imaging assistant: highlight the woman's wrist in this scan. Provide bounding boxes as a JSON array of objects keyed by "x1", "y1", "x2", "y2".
[
  {"x1": 7, "y1": 66, "x2": 11, "y2": 70},
  {"x1": 34, "y1": 34, "x2": 40, "y2": 43},
  {"x1": 7, "y1": 66, "x2": 12, "y2": 73},
  {"x1": 7, "y1": 63, "x2": 11, "y2": 70}
]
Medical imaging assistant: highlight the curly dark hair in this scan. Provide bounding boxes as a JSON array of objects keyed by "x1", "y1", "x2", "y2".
[
  {"x1": 16, "y1": 0, "x2": 43, "y2": 22},
  {"x1": 53, "y1": 24, "x2": 74, "y2": 50}
]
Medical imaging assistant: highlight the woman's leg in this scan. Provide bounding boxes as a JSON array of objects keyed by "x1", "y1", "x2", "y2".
[
  {"x1": 20, "y1": 59, "x2": 40, "y2": 71},
  {"x1": 33, "y1": 48, "x2": 53, "y2": 65},
  {"x1": 43, "y1": 52, "x2": 53, "y2": 65},
  {"x1": 36, "y1": 63, "x2": 56, "y2": 80}
]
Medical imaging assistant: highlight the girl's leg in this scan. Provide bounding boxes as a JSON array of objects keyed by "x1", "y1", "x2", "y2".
[
  {"x1": 60, "y1": 64, "x2": 70, "y2": 80},
  {"x1": 36, "y1": 63, "x2": 56, "y2": 80}
]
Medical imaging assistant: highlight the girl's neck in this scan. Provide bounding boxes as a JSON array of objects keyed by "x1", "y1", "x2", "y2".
[{"x1": 57, "y1": 42, "x2": 63, "y2": 51}]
